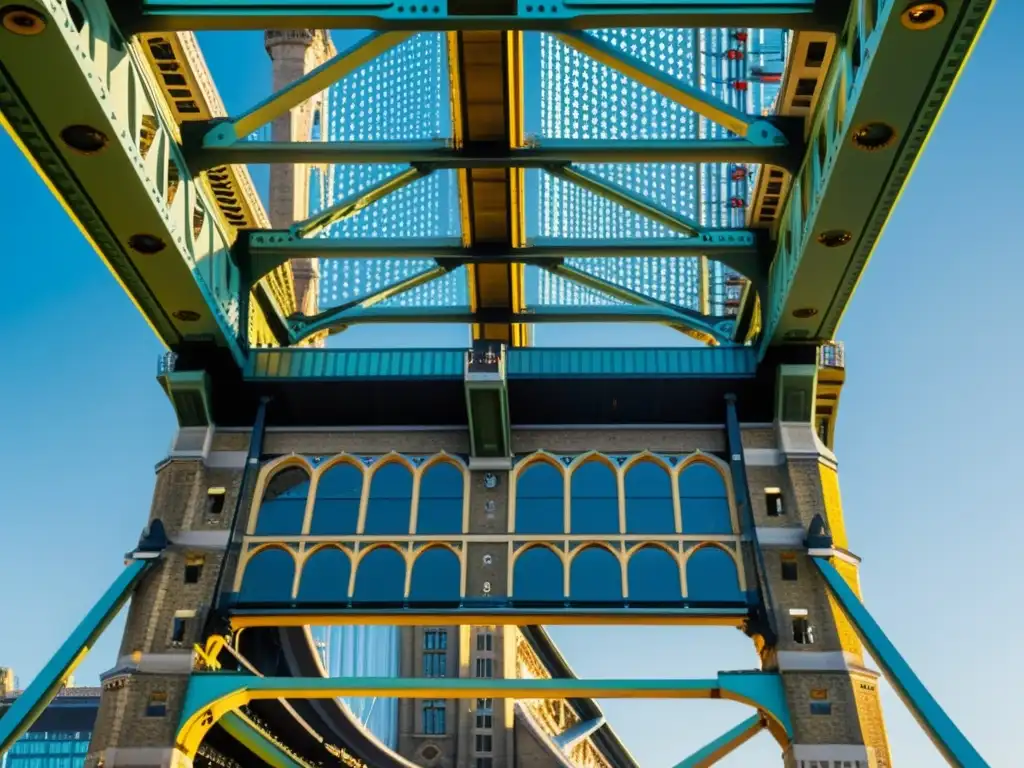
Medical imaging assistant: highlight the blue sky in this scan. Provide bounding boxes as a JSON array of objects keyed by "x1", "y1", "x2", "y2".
[{"x1": 1, "y1": 4, "x2": 1021, "y2": 766}]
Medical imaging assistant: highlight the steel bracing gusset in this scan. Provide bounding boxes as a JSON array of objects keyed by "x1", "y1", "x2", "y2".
[
  {"x1": 288, "y1": 264, "x2": 454, "y2": 343},
  {"x1": 542, "y1": 262, "x2": 736, "y2": 345},
  {"x1": 201, "y1": 31, "x2": 412, "y2": 149},
  {"x1": 289, "y1": 166, "x2": 431, "y2": 239},
  {"x1": 672, "y1": 713, "x2": 766, "y2": 768},
  {"x1": 187, "y1": 137, "x2": 798, "y2": 173},
  {"x1": 808, "y1": 530, "x2": 990, "y2": 768},
  {"x1": 0, "y1": 522, "x2": 169, "y2": 756},
  {"x1": 130, "y1": 0, "x2": 840, "y2": 33},
  {"x1": 555, "y1": 31, "x2": 793, "y2": 142},
  {"x1": 175, "y1": 671, "x2": 794, "y2": 759}
]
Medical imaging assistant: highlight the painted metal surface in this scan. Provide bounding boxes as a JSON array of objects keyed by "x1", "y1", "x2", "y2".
[
  {"x1": 219, "y1": 711, "x2": 310, "y2": 768},
  {"x1": 243, "y1": 346, "x2": 757, "y2": 380},
  {"x1": 813, "y1": 556, "x2": 990, "y2": 768},
  {"x1": 672, "y1": 713, "x2": 765, "y2": 767},
  {"x1": 0, "y1": 558, "x2": 154, "y2": 755}
]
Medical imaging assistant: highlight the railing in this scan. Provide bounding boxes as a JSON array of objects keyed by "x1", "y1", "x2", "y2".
[
  {"x1": 157, "y1": 352, "x2": 178, "y2": 376},
  {"x1": 818, "y1": 341, "x2": 845, "y2": 370}
]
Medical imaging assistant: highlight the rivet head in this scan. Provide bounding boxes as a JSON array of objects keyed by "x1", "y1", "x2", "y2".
[
  {"x1": 128, "y1": 234, "x2": 166, "y2": 254},
  {"x1": 901, "y1": 2, "x2": 946, "y2": 30},
  {"x1": 1, "y1": 5, "x2": 47, "y2": 35},
  {"x1": 60, "y1": 124, "x2": 109, "y2": 155},
  {"x1": 816, "y1": 230, "x2": 852, "y2": 248},
  {"x1": 852, "y1": 122, "x2": 896, "y2": 151}
]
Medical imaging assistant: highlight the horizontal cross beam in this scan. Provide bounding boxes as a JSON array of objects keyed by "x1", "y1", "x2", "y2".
[
  {"x1": 130, "y1": 1, "x2": 841, "y2": 34},
  {"x1": 185, "y1": 137, "x2": 801, "y2": 173}
]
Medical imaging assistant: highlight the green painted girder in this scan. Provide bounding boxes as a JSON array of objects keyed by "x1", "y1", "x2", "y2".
[
  {"x1": 130, "y1": 0, "x2": 841, "y2": 33},
  {"x1": 243, "y1": 232, "x2": 765, "y2": 284},
  {"x1": 289, "y1": 305, "x2": 737, "y2": 340},
  {"x1": 180, "y1": 671, "x2": 793, "y2": 740},
  {"x1": 186, "y1": 137, "x2": 800, "y2": 172},
  {"x1": 219, "y1": 711, "x2": 311, "y2": 768},
  {"x1": 0, "y1": 0, "x2": 286, "y2": 364},
  {"x1": 752, "y1": 0, "x2": 995, "y2": 353},
  {"x1": 242, "y1": 346, "x2": 757, "y2": 381}
]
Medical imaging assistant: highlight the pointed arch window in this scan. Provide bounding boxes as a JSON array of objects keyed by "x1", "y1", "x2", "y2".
[
  {"x1": 515, "y1": 460, "x2": 564, "y2": 534},
  {"x1": 365, "y1": 461, "x2": 414, "y2": 535},
  {"x1": 254, "y1": 466, "x2": 310, "y2": 536},
  {"x1": 624, "y1": 460, "x2": 675, "y2": 534},
  {"x1": 679, "y1": 461, "x2": 733, "y2": 535},
  {"x1": 570, "y1": 459, "x2": 619, "y2": 535}
]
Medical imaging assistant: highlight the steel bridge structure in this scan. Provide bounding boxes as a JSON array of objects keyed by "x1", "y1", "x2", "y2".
[{"x1": 0, "y1": 1, "x2": 995, "y2": 767}]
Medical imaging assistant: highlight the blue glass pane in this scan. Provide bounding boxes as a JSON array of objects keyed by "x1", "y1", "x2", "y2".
[
  {"x1": 679, "y1": 462, "x2": 728, "y2": 498},
  {"x1": 681, "y1": 497, "x2": 733, "y2": 535},
  {"x1": 409, "y1": 547, "x2": 461, "y2": 602},
  {"x1": 515, "y1": 462, "x2": 564, "y2": 534},
  {"x1": 513, "y1": 546, "x2": 564, "y2": 602},
  {"x1": 298, "y1": 547, "x2": 351, "y2": 602},
  {"x1": 686, "y1": 547, "x2": 743, "y2": 603},
  {"x1": 624, "y1": 461, "x2": 675, "y2": 534},
  {"x1": 417, "y1": 462, "x2": 464, "y2": 535},
  {"x1": 365, "y1": 462, "x2": 413, "y2": 535},
  {"x1": 627, "y1": 546, "x2": 681, "y2": 602},
  {"x1": 353, "y1": 547, "x2": 406, "y2": 602},
  {"x1": 570, "y1": 461, "x2": 619, "y2": 535},
  {"x1": 310, "y1": 462, "x2": 363, "y2": 535},
  {"x1": 239, "y1": 548, "x2": 295, "y2": 603},
  {"x1": 569, "y1": 547, "x2": 622, "y2": 602},
  {"x1": 254, "y1": 467, "x2": 310, "y2": 535}
]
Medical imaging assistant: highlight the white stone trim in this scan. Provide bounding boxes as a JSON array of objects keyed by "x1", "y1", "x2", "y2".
[
  {"x1": 111, "y1": 652, "x2": 196, "y2": 675},
  {"x1": 204, "y1": 450, "x2": 247, "y2": 469},
  {"x1": 788, "y1": 743, "x2": 874, "y2": 765},
  {"x1": 755, "y1": 526, "x2": 805, "y2": 547},
  {"x1": 168, "y1": 426, "x2": 212, "y2": 460},
  {"x1": 775, "y1": 650, "x2": 879, "y2": 675},
  {"x1": 744, "y1": 448, "x2": 784, "y2": 466},
  {"x1": 171, "y1": 531, "x2": 230, "y2": 550},
  {"x1": 777, "y1": 422, "x2": 838, "y2": 469},
  {"x1": 809, "y1": 547, "x2": 861, "y2": 565},
  {"x1": 101, "y1": 747, "x2": 190, "y2": 767}
]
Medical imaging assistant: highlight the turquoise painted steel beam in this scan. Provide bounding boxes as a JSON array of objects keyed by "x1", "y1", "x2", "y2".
[
  {"x1": 811, "y1": 557, "x2": 990, "y2": 768},
  {"x1": 219, "y1": 712, "x2": 310, "y2": 768},
  {"x1": 0, "y1": 522, "x2": 168, "y2": 756},
  {"x1": 289, "y1": 264, "x2": 454, "y2": 342},
  {"x1": 286, "y1": 305, "x2": 738, "y2": 334},
  {"x1": 290, "y1": 167, "x2": 431, "y2": 239},
  {"x1": 188, "y1": 137, "x2": 798, "y2": 172},
  {"x1": 543, "y1": 263, "x2": 735, "y2": 345},
  {"x1": 555, "y1": 31, "x2": 790, "y2": 141},
  {"x1": 180, "y1": 671, "x2": 792, "y2": 738},
  {"x1": 132, "y1": 1, "x2": 834, "y2": 34},
  {"x1": 244, "y1": 232, "x2": 766, "y2": 284},
  {"x1": 553, "y1": 716, "x2": 606, "y2": 752},
  {"x1": 203, "y1": 32, "x2": 411, "y2": 145},
  {"x1": 673, "y1": 714, "x2": 765, "y2": 768},
  {"x1": 546, "y1": 165, "x2": 704, "y2": 237},
  {"x1": 752, "y1": 0, "x2": 996, "y2": 353}
]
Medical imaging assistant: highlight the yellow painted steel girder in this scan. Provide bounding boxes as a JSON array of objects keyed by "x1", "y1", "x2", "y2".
[{"x1": 449, "y1": 31, "x2": 529, "y2": 347}]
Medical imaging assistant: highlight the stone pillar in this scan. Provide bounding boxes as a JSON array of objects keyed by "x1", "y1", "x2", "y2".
[
  {"x1": 746, "y1": 422, "x2": 892, "y2": 768},
  {"x1": 85, "y1": 434, "x2": 247, "y2": 767},
  {"x1": 264, "y1": 29, "x2": 333, "y2": 322}
]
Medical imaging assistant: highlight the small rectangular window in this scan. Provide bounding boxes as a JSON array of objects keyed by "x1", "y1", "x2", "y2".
[
  {"x1": 421, "y1": 700, "x2": 446, "y2": 734},
  {"x1": 476, "y1": 698, "x2": 492, "y2": 712},
  {"x1": 792, "y1": 616, "x2": 814, "y2": 645},
  {"x1": 476, "y1": 712, "x2": 493, "y2": 729},
  {"x1": 145, "y1": 692, "x2": 167, "y2": 717},
  {"x1": 184, "y1": 555, "x2": 204, "y2": 584},
  {"x1": 765, "y1": 488, "x2": 784, "y2": 516},
  {"x1": 781, "y1": 554, "x2": 798, "y2": 581},
  {"x1": 809, "y1": 701, "x2": 832, "y2": 716},
  {"x1": 475, "y1": 734, "x2": 492, "y2": 753},
  {"x1": 423, "y1": 629, "x2": 448, "y2": 650},
  {"x1": 422, "y1": 652, "x2": 447, "y2": 678},
  {"x1": 206, "y1": 488, "x2": 226, "y2": 516},
  {"x1": 475, "y1": 759, "x2": 493, "y2": 768},
  {"x1": 171, "y1": 617, "x2": 188, "y2": 644},
  {"x1": 475, "y1": 657, "x2": 493, "y2": 678},
  {"x1": 476, "y1": 631, "x2": 493, "y2": 652}
]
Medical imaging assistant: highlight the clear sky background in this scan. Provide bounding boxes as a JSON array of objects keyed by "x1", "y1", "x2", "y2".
[{"x1": 1, "y1": 4, "x2": 1021, "y2": 766}]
